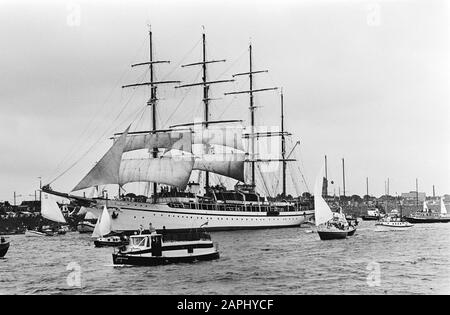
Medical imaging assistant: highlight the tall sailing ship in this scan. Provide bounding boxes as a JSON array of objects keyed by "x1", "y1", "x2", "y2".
[{"x1": 43, "y1": 29, "x2": 314, "y2": 232}]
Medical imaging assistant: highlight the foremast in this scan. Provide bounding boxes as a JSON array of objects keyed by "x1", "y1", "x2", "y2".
[{"x1": 122, "y1": 27, "x2": 180, "y2": 203}]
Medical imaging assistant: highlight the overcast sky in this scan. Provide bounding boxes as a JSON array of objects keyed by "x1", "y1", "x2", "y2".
[{"x1": 0, "y1": 0, "x2": 449, "y2": 203}]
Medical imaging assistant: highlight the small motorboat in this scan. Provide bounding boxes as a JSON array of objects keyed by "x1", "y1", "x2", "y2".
[
  {"x1": 0, "y1": 237, "x2": 10, "y2": 258},
  {"x1": 25, "y1": 226, "x2": 57, "y2": 237},
  {"x1": 112, "y1": 230, "x2": 220, "y2": 266},
  {"x1": 94, "y1": 235, "x2": 129, "y2": 248},
  {"x1": 376, "y1": 204, "x2": 413, "y2": 231}
]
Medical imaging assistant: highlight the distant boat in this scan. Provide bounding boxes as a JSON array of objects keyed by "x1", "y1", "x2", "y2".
[
  {"x1": 376, "y1": 201, "x2": 413, "y2": 231},
  {"x1": 361, "y1": 208, "x2": 382, "y2": 221},
  {"x1": 77, "y1": 210, "x2": 98, "y2": 233},
  {"x1": 0, "y1": 238, "x2": 10, "y2": 258},
  {"x1": 405, "y1": 197, "x2": 450, "y2": 223},
  {"x1": 77, "y1": 221, "x2": 96, "y2": 233},
  {"x1": 26, "y1": 193, "x2": 68, "y2": 237},
  {"x1": 314, "y1": 169, "x2": 355, "y2": 240}
]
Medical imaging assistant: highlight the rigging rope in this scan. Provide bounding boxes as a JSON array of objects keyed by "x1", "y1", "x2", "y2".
[{"x1": 47, "y1": 38, "x2": 148, "y2": 182}]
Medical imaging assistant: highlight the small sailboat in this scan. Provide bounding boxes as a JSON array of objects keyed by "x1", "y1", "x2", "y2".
[
  {"x1": 25, "y1": 193, "x2": 67, "y2": 237},
  {"x1": 0, "y1": 237, "x2": 10, "y2": 258},
  {"x1": 93, "y1": 206, "x2": 129, "y2": 247},
  {"x1": 314, "y1": 169, "x2": 355, "y2": 240}
]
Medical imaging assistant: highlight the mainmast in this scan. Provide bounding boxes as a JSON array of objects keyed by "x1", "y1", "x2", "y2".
[
  {"x1": 176, "y1": 28, "x2": 233, "y2": 191},
  {"x1": 225, "y1": 43, "x2": 278, "y2": 190},
  {"x1": 281, "y1": 89, "x2": 286, "y2": 197},
  {"x1": 122, "y1": 27, "x2": 180, "y2": 203},
  {"x1": 342, "y1": 158, "x2": 346, "y2": 197}
]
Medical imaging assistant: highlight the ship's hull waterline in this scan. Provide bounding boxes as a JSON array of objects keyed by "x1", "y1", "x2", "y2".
[{"x1": 88, "y1": 200, "x2": 314, "y2": 232}]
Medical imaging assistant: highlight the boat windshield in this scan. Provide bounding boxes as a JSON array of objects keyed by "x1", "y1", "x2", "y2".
[{"x1": 130, "y1": 236, "x2": 146, "y2": 247}]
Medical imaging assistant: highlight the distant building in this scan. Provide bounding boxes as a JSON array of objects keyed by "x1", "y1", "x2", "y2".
[{"x1": 401, "y1": 191, "x2": 426, "y2": 202}]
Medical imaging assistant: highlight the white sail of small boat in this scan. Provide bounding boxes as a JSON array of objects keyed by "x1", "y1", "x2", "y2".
[
  {"x1": 92, "y1": 206, "x2": 111, "y2": 238},
  {"x1": 440, "y1": 197, "x2": 447, "y2": 214},
  {"x1": 314, "y1": 168, "x2": 333, "y2": 226},
  {"x1": 41, "y1": 192, "x2": 66, "y2": 223},
  {"x1": 423, "y1": 200, "x2": 429, "y2": 212}
]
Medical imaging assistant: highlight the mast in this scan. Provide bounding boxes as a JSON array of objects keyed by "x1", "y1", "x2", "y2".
[
  {"x1": 176, "y1": 28, "x2": 233, "y2": 191},
  {"x1": 122, "y1": 27, "x2": 180, "y2": 203},
  {"x1": 342, "y1": 158, "x2": 345, "y2": 197},
  {"x1": 202, "y1": 31, "x2": 209, "y2": 188},
  {"x1": 149, "y1": 28, "x2": 158, "y2": 203},
  {"x1": 225, "y1": 42, "x2": 278, "y2": 190},
  {"x1": 416, "y1": 178, "x2": 419, "y2": 209},
  {"x1": 281, "y1": 89, "x2": 286, "y2": 197},
  {"x1": 366, "y1": 177, "x2": 369, "y2": 197}
]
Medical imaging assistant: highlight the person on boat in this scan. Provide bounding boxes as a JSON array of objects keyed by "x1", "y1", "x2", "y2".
[
  {"x1": 139, "y1": 224, "x2": 144, "y2": 235},
  {"x1": 149, "y1": 222, "x2": 156, "y2": 234}
]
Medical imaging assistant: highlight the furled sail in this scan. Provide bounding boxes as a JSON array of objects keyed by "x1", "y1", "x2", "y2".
[
  {"x1": 314, "y1": 168, "x2": 333, "y2": 226},
  {"x1": 440, "y1": 197, "x2": 447, "y2": 214},
  {"x1": 41, "y1": 192, "x2": 66, "y2": 223},
  {"x1": 119, "y1": 157, "x2": 194, "y2": 188},
  {"x1": 193, "y1": 127, "x2": 244, "y2": 151},
  {"x1": 193, "y1": 153, "x2": 245, "y2": 182},
  {"x1": 423, "y1": 201, "x2": 429, "y2": 213},
  {"x1": 72, "y1": 126, "x2": 130, "y2": 191},
  {"x1": 122, "y1": 130, "x2": 192, "y2": 153}
]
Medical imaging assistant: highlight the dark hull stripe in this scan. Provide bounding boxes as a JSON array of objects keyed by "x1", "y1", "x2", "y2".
[
  {"x1": 117, "y1": 206, "x2": 313, "y2": 218},
  {"x1": 112, "y1": 252, "x2": 220, "y2": 266},
  {"x1": 0, "y1": 243, "x2": 10, "y2": 258},
  {"x1": 405, "y1": 217, "x2": 450, "y2": 223},
  {"x1": 94, "y1": 241, "x2": 129, "y2": 248},
  {"x1": 318, "y1": 231, "x2": 348, "y2": 240},
  {"x1": 361, "y1": 216, "x2": 380, "y2": 221}
]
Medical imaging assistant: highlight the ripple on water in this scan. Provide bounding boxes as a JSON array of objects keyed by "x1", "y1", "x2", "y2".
[{"x1": 1, "y1": 221, "x2": 450, "y2": 294}]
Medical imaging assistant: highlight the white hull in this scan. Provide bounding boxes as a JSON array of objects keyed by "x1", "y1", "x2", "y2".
[
  {"x1": 25, "y1": 230, "x2": 51, "y2": 237},
  {"x1": 90, "y1": 200, "x2": 314, "y2": 232},
  {"x1": 375, "y1": 222, "x2": 413, "y2": 232}
]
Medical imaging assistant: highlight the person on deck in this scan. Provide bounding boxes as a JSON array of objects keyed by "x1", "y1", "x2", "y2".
[{"x1": 149, "y1": 222, "x2": 156, "y2": 234}]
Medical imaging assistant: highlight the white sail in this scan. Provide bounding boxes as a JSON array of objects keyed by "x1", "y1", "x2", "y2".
[
  {"x1": 122, "y1": 131, "x2": 192, "y2": 153},
  {"x1": 91, "y1": 217, "x2": 102, "y2": 238},
  {"x1": 92, "y1": 206, "x2": 111, "y2": 237},
  {"x1": 72, "y1": 126, "x2": 131, "y2": 191},
  {"x1": 440, "y1": 197, "x2": 447, "y2": 214},
  {"x1": 41, "y1": 192, "x2": 66, "y2": 223},
  {"x1": 423, "y1": 200, "x2": 429, "y2": 212},
  {"x1": 119, "y1": 157, "x2": 194, "y2": 188},
  {"x1": 193, "y1": 153, "x2": 245, "y2": 182},
  {"x1": 78, "y1": 206, "x2": 88, "y2": 216},
  {"x1": 193, "y1": 127, "x2": 244, "y2": 151},
  {"x1": 314, "y1": 169, "x2": 333, "y2": 227}
]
